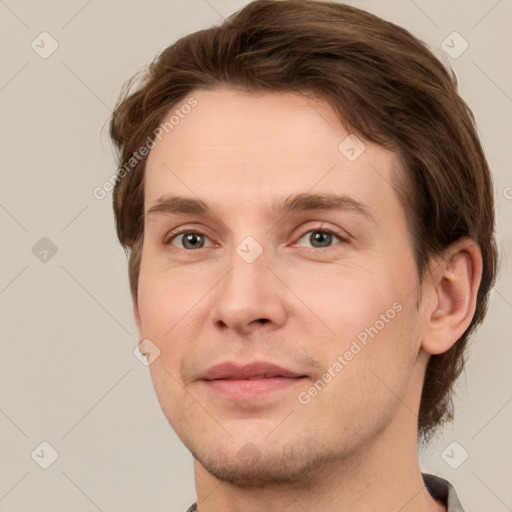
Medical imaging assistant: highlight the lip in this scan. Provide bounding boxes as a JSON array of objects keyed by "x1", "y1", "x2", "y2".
[
  {"x1": 200, "y1": 361, "x2": 306, "y2": 380},
  {"x1": 199, "y1": 361, "x2": 308, "y2": 400}
]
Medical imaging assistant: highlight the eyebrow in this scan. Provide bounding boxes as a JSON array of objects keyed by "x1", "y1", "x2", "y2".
[{"x1": 146, "y1": 192, "x2": 374, "y2": 223}]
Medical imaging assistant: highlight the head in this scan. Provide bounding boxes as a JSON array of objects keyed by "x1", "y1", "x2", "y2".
[{"x1": 109, "y1": 0, "x2": 498, "y2": 483}]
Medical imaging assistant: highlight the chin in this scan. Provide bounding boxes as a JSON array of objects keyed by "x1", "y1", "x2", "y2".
[{"x1": 186, "y1": 435, "x2": 340, "y2": 486}]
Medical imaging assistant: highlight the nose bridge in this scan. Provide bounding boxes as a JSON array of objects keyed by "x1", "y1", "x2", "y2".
[
  {"x1": 212, "y1": 234, "x2": 286, "y2": 331},
  {"x1": 228, "y1": 240, "x2": 267, "y2": 293}
]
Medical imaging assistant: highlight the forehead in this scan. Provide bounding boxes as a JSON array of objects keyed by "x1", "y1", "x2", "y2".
[
  {"x1": 144, "y1": 88, "x2": 403, "y2": 224},
  {"x1": 148, "y1": 88, "x2": 349, "y2": 165}
]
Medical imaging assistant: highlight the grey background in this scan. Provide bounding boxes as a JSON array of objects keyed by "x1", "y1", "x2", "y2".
[{"x1": 0, "y1": 0, "x2": 511, "y2": 511}]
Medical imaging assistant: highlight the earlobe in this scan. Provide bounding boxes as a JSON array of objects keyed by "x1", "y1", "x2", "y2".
[{"x1": 421, "y1": 238, "x2": 483, "y2": 355}]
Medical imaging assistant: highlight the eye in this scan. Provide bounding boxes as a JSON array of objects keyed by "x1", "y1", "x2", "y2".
[
  {"x1": 164, "y1": 226, "x2": 347, "y2": 251},
  {"x1": 166, "y1": 230, "x2": 213, "y2": 250},
  {"x1": 294, "y1": 228, "x2": 346, "y2": 249}
]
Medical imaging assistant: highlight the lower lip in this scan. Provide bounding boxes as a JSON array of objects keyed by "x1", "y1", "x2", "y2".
[{"x1": 202, "y1": 377, "x2": 306, "y2": 400}]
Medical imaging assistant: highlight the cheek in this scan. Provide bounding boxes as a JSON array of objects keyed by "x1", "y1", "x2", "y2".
[
  {"x1": 137, "y1": 257, "x2": 202, "y2": 339},
  {"x1": 297, "y1": 254, "x2": 421, "y2": 394},
  {"x1": 137, "y1": 267, "x2": 195, "y2": 417},
  {"x1": 301, "y1": 299, "x2": 421, "y2": 436},
  {"x1": 137, "y1": 276, "x2": 173, "y2": 339},
  {"x1": 136, "y1": 259, "x2": 216, "y2": 385},
  {"x1": 287, "y1": 259, "x2": 401, "y2": 343}
]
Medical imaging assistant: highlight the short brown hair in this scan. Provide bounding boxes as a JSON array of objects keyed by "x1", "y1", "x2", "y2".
[{"x1": 109, "y1": 0, "x2": 498, "y2": 442}]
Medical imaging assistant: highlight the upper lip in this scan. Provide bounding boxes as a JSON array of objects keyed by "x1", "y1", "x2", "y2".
[{"x1": 199, "y1": 362, "x2": 307, "y2": 381}]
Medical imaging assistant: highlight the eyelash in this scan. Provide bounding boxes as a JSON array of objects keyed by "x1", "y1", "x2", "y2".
[{"x1": 164, "y1": 225, "x2": 349, "y2": 250}]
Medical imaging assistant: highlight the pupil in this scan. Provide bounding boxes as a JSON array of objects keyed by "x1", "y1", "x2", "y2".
[
  {"x1": 312, "y1": 231, "x2": 331, "y2": 247},
  {"x1": 184, "y1": 233, "x2": 203, "y2": 249}
]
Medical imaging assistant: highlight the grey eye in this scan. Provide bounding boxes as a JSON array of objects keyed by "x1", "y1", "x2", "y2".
[
  {"x1": 174, "y1": 232, "x2": 207, "y2": 249},
  {"x1": 297, "y1": 230, "x2": 340, "y2": 248}
]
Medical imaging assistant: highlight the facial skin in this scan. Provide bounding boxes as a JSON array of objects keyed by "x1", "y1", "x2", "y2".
[{"x1": 134, "y1": 88, "x2": 482, "y2": 512}]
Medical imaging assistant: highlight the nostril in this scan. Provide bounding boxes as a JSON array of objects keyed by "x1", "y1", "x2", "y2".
[{"x1": 258, "y1": 318, "x2": 270, "y2": 324}]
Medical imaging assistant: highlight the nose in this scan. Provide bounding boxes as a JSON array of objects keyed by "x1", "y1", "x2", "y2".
[{"x1": 211, "y1": 244, "x2": 288, "y2": 335}]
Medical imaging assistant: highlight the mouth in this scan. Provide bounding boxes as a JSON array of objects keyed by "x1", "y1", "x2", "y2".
[{"x1": 199, "y1": 361, "x2": 308, "y2": 400}]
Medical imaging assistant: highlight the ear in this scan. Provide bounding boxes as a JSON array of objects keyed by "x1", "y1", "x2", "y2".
[
  {"x1": 421, "y1": 238, "x2": 483, "y2": 355},
  {"x1": 133, "y1": 300, "x2": 143, "y2": 340}
]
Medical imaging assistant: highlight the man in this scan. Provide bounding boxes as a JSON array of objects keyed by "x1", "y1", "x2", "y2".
[{"x1": 108, "y1": 1, "x2": 498, "y2": 510}]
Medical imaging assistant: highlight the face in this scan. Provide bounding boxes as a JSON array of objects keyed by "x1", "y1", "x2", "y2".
[{"x1": 135, "y1": 88, "x2": 427, "y2": 485}]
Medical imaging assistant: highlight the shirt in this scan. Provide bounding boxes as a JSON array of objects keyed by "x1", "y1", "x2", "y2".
[
  {"x1": 185, "y1": 472, "x2": 465, "y2": 511},
  {"x1": 422, "y1": 473, "x2": 466, "y2": 511}
]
